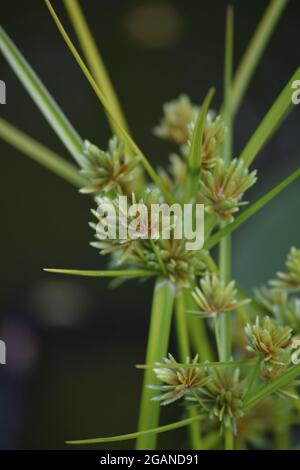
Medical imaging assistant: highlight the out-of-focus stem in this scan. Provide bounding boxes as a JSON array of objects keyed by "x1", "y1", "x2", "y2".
[
  {"x1": 136, "y1": 279, "x2": 175, "y2": 450},
  {"x1": 175, "y1": 291, "x2": 203, "y2": 450}
]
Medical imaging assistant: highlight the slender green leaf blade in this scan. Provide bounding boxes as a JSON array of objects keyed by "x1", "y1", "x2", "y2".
[
  {"x1": 206, "y1": 167, "x2": 300, "y2": 250},
  {"x1": 245, "y1": 364, "x2": 300, "y2": 410},
  {"x1": 43, "y1": 269, "x2": 157, "y2": 278},
  {"x1": 66, "y1": 415, "x2": 203, "y2": 445},
  {"x1": 217, "y1": 5, "x2": 234, "y2": 365},
  {"x1": 184, "y1": 88, "x2": 215, "y2": 201},
  {"x1": 0, "y1": 118, "x2": 85, "y2": 187},
  {"x1": 44, "y1": 0, "x2": 172, "y2": 204},
  {"x1": 0, "y1": 27, "x2": 84, "y2": 164},
  {"x1": 188, "y1": 88, "x2": 215, "y2": 173},
  {"x1": 232, "y1": 0, "x2": 289, "y2": 114},
  {"x1": 240, "y1": 68, "x2": 300, "y2": 167},
  {"x1": 63, "y1": 0, "x2": 129, "y2": 136}
]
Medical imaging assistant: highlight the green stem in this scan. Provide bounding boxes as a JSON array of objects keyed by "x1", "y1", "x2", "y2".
[
  {"x1": 275, "y1": 427, "x2": 289, "y2": 450},
  {"x1": 175, "y1": 292, "x2": 203, "y2": 450},
  {"x1": 217, "y1": 238, "x2": 232, "y2": 362},
  {"x1": 184, "y1": 289, "x2": 214, "y2": 362},
  {"x1": 136, "y1": 278, "x2": 175, "y2": 450},
  {"x1": 216, "y1": 5, "x2": 234, "y2": 363},
  {"x1": 225, "y1": 427, "x2": 234, "y2": 450},
  {"x1": 218, "y1": 7, "x2": 234, "y2": 451}
]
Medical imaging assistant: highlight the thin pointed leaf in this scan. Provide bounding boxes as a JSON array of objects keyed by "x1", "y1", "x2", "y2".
[
  {"x1": 188, "y1": 88, "x2": 215, "y2": 172},
  {"x1": 240, "y1": 68, "x2": 300, "y2": 167},
  {"x1": 217, "y1": 5, "x2": 234, "y2": 365},
  {"x1": 136, "y1": 358, "x2": 257, "y2": 370},
  {"x1": 223, "y1": 5, "x2": 234, "y2": 165},
  {"x1": 232, "y1": 0, "x2": 289, "y2": 114},
  {"x1": 44, "y1": 0, "x2": 173, "y2": 204},
  {"x1": 0, "y1": 118, "x2": 86, "y2": 187},
  {"x1": 0, "y1": 27, "x2": 83, "y2": 164},
  {"x1": 205, "y1": 167, "x2": 300, "y2": 250},
  {"x1": 43, "y1": 268, "x2": 157, "y2": 278},
  {"x1": 66, "y1": 415, "x2": 203, "y2": 445},
  {"x1": 184, "y1": 88, "x2": 215, "y2": 200},
  {"x1": 63, "y1": 0, "x2": 129, "y2": 137},
  {"x1": 245, "y1": 363, "x2": 300, "y2": 410}
]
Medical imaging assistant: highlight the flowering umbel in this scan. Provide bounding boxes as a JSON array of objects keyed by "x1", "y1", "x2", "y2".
[
  {"x1": 199, "y1": 158, "x2": 257, "y2": 222},
  {"x1": 192, "y1": 274, "x2": 250, "y2": 317},
  {"x1": 149, "y1": 354, "x2": 207, "y2": 405},
  {"x1": 245, "y1": 316, "x2": 293, "y2": 366},
  {"x1": 79, "y1": 137, "x2": 141, "y2": 194},
  {"x1": 270, "y1": 247, "x2": 300, "y2": 292}
]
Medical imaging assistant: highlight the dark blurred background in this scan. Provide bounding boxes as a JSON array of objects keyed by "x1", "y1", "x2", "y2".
[{"x1": 0, "y1": 0, "x2": 299, "y2": 449}]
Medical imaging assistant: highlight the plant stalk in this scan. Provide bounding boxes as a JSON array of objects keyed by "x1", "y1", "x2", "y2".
[
  {"x1": 175, "y1": 291, "x2": 203, "y2": 450},
  {"x1": 218, "y1": 7, "x2": 234, "y2": 451},
  {"x1": 136, "y1": 278, "x2": 175, "y2": 450}
]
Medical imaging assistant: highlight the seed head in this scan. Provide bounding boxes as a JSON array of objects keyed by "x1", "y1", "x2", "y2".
[
  {"x1": 199, "y1": 158, "x2": 257, "y2": 222},
  {"x1": 79, "y1": 137, "x2": 141, "y2": 194},
  {"x1": 245, "y1": 316, "x2": 293, "y2": 366},
  {"x1": 192, "y1": 274, "x2": 250, "y2": 317},
  {"x1": 153, "y1": 95, "x2": 198, "y2": 145},
  {"x1": 143, "y1": 239, "x2": 207, "y2": 288},
  {"x1": 149, "y1": 354, "x2": 207, "y2": 405},
  {"x1": 254, "y1": 285, "x2": 287, "y2": 315},
  {"x1": 270, "y1": 247, "x2": 300, "y2": 292},
  {"x1": 198, "y1": 368, "x2": 244, "y2": 433}
]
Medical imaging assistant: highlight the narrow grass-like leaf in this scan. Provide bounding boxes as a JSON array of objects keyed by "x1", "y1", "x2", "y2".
[
  {"x1": 43, "y1": 268, "x2": 157, "y2": 278},
  {"x1": 184, "y1": 88, "x2": 215, "y2": 201},
  {"x1": 136, "y1": 358, "x2": 257, "y2": 370},
  {"x1": 44, "y1": 0, "x2": 172, "y2": 204},
  {"x1": 0, "y1": 27, "x2": 83, "y2": 164},
  {"x1": 244, "y1": 364, "x2": 300, "y2": 410},
  {"x1": 232, "y1": 0, "x2": 288, "y2": 115},
  {"x1": 66, "y1": 415, "x2": 203, "y2": 445},
  {"x1": 63, "y1": 0, "x2": 129, "y2": 137},
  {"x1": 205, "y1": 167, "x2": 300, "y2": 250},
  {"x1": 136, "y1": 279, "x2": 175, "y2": 449},
  {"x1": 217, "y1": 6, "x2": 234, "y2": 368},
  {"x1": 240, "y1": 67, "x2": 300, "y2": 167},
  {"x1": 0, "y1": 118, "x2": 85, "y2": 187},
  {"x1": 222, "y1": 6, "x2": 234, "y2": 166},
  {"x1": 188, "y1": 88, "x2": 215, "y2": 171}
]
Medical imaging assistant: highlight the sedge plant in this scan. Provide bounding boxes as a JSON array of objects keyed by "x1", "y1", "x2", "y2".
[{"x1": 0, "y1": 0, "x2": 299, "y2": 450}]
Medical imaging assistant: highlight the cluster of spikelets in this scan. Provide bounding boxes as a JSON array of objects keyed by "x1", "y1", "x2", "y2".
[
  {"x1": 79, "y1": 95, "x2": 257, "y2": 287},
  {"x1": 76, "y1": 94, "x2": 300, "y2": 443},
  {"x1": 150, "y1": 354, "x2": 244, "y2": 434},
  {"x1": 251, "y1": 247, "x2": 300, "y2": 399},
  {"x1": 149, "y1": 248, "x2": 300, "y2": 440}
]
